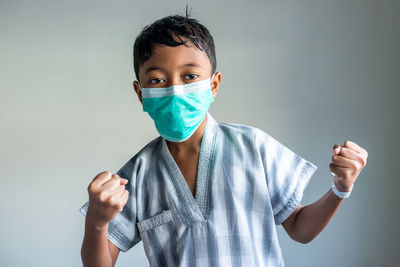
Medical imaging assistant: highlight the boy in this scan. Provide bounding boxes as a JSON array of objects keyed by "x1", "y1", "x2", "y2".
[{"x1": 79, "y1": 12, "x2": 368, "y2": 267}]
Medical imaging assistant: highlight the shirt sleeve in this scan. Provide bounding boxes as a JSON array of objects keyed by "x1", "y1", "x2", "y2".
[
  {"x1": 256, "y1": 129, "x2": 318, "y2": 225},
  {"x1": 78, "y1": 157, "x2": 141, "y2": 252}
]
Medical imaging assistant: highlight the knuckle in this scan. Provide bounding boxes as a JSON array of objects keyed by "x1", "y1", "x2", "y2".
[
  {"x1": 98, "y1": 192, "x2": 107, "y2": 202},
  {"x1": 333, "y1": 144, "x2": 340, "y2": 150},
  {"x1": 117, "y1": 202, "x2": 124, "y2": 210},
  {"x1": 105, "y1": 196, "x2": 115, "y2": 206},
  {"x1": 353, "y1": 164, "x2": 359, "y2": 171},
  {"x1": 88, "y1": 182, "x2": 99, "y2": 194},
  {"x1": 100, "y1": 170, "x2": 112, "y2": 177},
  {"x1": 106, "y1": 178, "x2": 118, "y2": 187},
  {"x1": 350, "y1": 162, "x2": 358, "y2": 170},
  {"x1": 87, "y1": 183, "x2": 94, "y2": 192}
]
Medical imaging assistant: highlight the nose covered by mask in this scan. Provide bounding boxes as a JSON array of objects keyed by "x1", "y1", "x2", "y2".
[{"x1": 139, "y1": 73, "x2": 216, "y2": 142}]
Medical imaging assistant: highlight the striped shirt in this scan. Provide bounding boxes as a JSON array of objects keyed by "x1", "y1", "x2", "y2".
[{"x1": 79, "y1": 112, "x2": 318, "y2": 267}]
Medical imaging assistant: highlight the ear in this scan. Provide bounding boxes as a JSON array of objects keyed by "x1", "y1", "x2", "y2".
[
  {"x1": 211, "y1": 72, "x2": 222, "y2": 98},
  {"x1": 133, "y1": 80, "x2": 143, "y2": 104}
]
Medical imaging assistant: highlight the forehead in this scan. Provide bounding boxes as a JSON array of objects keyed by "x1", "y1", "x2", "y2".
[{"x1": 140, "y1": 37, "x2": 211, "y2": 76}]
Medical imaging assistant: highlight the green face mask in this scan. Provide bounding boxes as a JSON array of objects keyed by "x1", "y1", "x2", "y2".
[{"x1": 139, "y1": 73, "x2": 215, "y2": 142}]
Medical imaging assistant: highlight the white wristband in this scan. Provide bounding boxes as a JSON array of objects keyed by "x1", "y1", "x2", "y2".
[{"x1": 331, "y1": 181, "x2": 353, "y2": 198}]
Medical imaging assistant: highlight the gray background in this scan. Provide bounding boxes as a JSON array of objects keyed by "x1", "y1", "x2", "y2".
[{"x1": 1, "y1": 0, "x2": 399, "y2": 266}]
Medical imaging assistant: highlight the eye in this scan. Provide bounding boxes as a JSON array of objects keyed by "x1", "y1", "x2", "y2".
[
  {"x1": 149, "y1": 78, "x2": 165, "y2": 84},
  {"x1": 184, "y1": 73, "x2": 199, "y2": 80}
]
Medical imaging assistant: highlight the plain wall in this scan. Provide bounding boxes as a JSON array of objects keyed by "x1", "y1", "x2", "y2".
[{"x1": 1, "y1": 0, "x2": 399, "y2": 266}]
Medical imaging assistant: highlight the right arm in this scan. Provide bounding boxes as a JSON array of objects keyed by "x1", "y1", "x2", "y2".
[
  {"x1": 80, "y1": 171, "x2": 129, "y2": 267},
  {"x1": 81, "y1": 219, "x2": 120, "y2": 267}
]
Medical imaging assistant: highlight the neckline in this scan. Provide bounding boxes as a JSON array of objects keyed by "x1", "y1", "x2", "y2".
[{"x1": 160, "y1": 112, "x2": 218, "y2": 222}]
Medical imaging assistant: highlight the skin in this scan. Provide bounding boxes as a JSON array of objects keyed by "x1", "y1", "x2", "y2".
[
  {"x1": 281, "y1": 141, "x2": 368, "y2": 243},
  {"x1": 133, "y1": 36, "x2": 369, "y2": 245},
  {"x1": 81, "y1": 34, "x2": 369, "y2": 266},
  {"x1": 133, "y1": 36, "x2": 222, "y2": 197},
  {"x1": 81, "y1": 36, "x2": 222, "y2": 267},
  {"x1": 81, "y1": 171, "x2": 129, "y2": 267}
]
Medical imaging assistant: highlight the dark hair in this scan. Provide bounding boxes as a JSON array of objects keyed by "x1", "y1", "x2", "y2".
[{"x1": 133, "y1": 7, "x2": 216, "y2": 82}]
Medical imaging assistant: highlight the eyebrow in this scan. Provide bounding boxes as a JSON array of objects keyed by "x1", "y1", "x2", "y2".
[{"x1": 144, "y1": 62, "x2": 202, "y2": 74}]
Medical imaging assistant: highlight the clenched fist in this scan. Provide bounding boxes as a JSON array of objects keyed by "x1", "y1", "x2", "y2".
[
  {"x1": 86, "y1": 171, "x2": 129, "y2": 228},
  {"x1": 329, "y1": 140, "x2": 368, "y2": 192}
]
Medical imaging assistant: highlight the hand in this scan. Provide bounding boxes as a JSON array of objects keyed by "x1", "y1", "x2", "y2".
[
  {"x1": 329, "y1": 140, "x2": 368, "y2": 192},
  {"x1": 86, "y1": 171, "x2": 130, "y2": 228}
]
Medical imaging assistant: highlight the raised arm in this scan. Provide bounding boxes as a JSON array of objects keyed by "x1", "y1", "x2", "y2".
[
  {"x1": 282, "y1": 140, "x2": 368, "y2": 243},
  {"x1": 81, "y1": 171, "x2": 129, "y2": 267}
]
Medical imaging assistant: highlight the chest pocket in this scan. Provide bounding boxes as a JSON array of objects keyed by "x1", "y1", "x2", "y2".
[
  {"x1": 136, "y1": 209, "x2": 179, "y2": 265},
  {"x1": 137, "y1": 209, "x2": 174, "y2": 232}
]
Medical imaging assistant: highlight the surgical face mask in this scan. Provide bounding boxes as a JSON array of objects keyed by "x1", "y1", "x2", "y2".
[{"x1": 139, "y1": 73, "x2": 215, "y2": 142}]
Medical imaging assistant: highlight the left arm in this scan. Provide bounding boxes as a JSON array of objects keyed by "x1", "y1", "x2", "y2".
[{"x1": 282, "y1": 140, "x2": 368, "y2": 244}]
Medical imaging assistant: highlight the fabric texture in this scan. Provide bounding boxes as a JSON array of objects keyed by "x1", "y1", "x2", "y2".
[{"x1": 79, "y1": 112, "x2": 318, "y2": 267}]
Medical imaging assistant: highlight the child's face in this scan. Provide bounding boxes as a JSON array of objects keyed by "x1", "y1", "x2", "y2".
[{"x1": 133, "y1": 36, "x2": 221, "y2": 104}]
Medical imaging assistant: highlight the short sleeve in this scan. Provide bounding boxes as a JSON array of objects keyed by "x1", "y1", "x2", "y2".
[
  {"x1": 256, "y1": 130, "x2": 318, "y2": 225},
  {"x1": 78, "y1": 157, "x2": 141, "y2": 252}
]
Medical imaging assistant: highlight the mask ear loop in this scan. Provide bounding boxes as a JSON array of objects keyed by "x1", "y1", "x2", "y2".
[
  {"x1": 137, "y1": 80, "x2": 143, "y2": 92},
  {"x1": 211, "y1": 72, "x2": 216, "y2": 81},
  {"x1": 210, "y1": 72, "x2": 216, "y2": 90}
]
